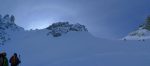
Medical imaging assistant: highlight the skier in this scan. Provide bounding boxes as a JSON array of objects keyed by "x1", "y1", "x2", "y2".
[
  {"x1": 9, "y1": 53, "x2": 21, "y2": 66},
  {"x1": 0, "y1": 54, "x2": 3, "y2": 66},
  {"x1": 1, "y1": 52, "x2": 9, "y2": 66}
]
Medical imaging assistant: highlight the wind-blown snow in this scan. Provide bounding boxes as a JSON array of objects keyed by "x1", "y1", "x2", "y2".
[{"x1": 0, "y1": 29, "x2": 150, "y2": 66}]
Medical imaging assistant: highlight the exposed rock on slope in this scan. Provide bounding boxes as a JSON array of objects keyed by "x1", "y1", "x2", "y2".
[
  {"x1": 0, "y1": 14, "x2": 24, "y2": 45},
  {"x1": 46, "y1": 22, "x2": 88, "y2": 37},
  {"x1": 123, "y1": 16, "x2": 150, "y2": 40}
]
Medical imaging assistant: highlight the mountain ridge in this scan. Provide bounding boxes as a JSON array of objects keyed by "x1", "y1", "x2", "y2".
[
  {"x1": 0, "y1": 14, "x2": 88, "y2": 45},
  {"x1": 0, "y1": 15, "x2": 150, "y2": 66}
]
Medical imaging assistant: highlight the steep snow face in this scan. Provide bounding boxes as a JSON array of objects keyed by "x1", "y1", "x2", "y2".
[{"x1": 0, "y1": 14, "x2": 24, "y2": 45}]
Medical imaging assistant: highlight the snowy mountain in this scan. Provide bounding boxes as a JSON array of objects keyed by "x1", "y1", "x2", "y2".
[
  {"x1": 0, "y1": 15, "x2": 150, "y2": 66},
  {"x1": 0, "y1": 14, "x2": 24, "y2": 45},
  {"x1": 123, "y1": 16, "x2": 150, "y2": 40},
  {"x1": 123, "y1": 28, "x2": 150, "y2": 40},
  {"x1": 0, "y1": 14, "x2": 89, "y2": 46},
  {"x1": 46, "y1": 22, "x2": 88, "y2": 37},
  {"x1": 1, "y1": 28, "x2": 150, "y2": 66}
]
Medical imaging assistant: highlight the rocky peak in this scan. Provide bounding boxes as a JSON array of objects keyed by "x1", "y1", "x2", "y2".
[
  {"x1": 0, "y1": 14, "x2": 23, "y2": 31},
  {"x1": 123, "y1": 16, "x2": 150, "y2": 40},
  {"x1": 46, "y1": 22, "x2": 88, "y2": 37},
  {"x1": 0, "y1": 14, "x2": 24, "y2": 45}
]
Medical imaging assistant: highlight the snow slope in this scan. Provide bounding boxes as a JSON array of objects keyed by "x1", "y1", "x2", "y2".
[
  {"x1": 123, "y1": 18, "x2": 150, "y2": 40},
  {"x1": 123, "y1": 28, "x2": 150, "y2": 40},
  {"x1": 0, "y1": 15, "x2": 149, "y2": 66},
  {"x1": 0, "y1": 29, "x2": 150, "y2": 66}
]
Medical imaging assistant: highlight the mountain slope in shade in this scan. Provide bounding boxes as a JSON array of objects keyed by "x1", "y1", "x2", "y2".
[
  {"x1": 0, "y1": 15, "x2": 150, "y2": 66},
  {"x1": 0, "y1": 29, "x2": 150, "y2": 66}
]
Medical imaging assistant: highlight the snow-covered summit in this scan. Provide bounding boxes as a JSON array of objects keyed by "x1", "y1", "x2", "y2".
[
  {"x1": 0, "y1": 14, "x2": 24, "y2": 45},
  {"x1": 123, "y1": 28, "x2": 150, "y2": 40},
  {"x1": 0, "y1": 14, "x2": 24, "y2": 31},
  {"x1": 0, "y1": 15, "x2": 150, "y2": 66},
  {"x1": 46, "y1": 22, "x2": 88, "y2": 37},
  {"x1": 0, "y1": 15, "x2": 89, "y2": 45},
  {"x1": 123, "y1": 16, "x2": 150, "y2": 40},
  {"x1": 1, "y1": 22, "x2": 150, "y2": 66}
]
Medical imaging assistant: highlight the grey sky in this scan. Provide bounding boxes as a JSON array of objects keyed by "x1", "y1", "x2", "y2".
[{"x1": 0, "y1": 0, "x2": 150, "y2": 39}]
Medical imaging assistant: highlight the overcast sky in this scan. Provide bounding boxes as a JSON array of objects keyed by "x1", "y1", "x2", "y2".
[{"x1": 0, "y1": 0, "x2": 150, "y2": 39}]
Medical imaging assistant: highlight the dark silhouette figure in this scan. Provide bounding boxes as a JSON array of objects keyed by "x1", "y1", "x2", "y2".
[
  {"x1": 2, "y1": 52, "x2": 9, "y2": 66},
  {"x1": 9, "y1": 53, "x2": 20, "y2": 66},
  {"x1": 0, "y1": 54, "x2": 4, "y2": 66},
  {"x1": 0, "y1": 52, "x2": 8, "y2": 66}
]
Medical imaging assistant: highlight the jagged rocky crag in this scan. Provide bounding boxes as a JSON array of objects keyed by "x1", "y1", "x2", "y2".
[
  {"x1": 0, "y1": 14, "x2": 88, "y2": 45},
  {"x1": 0, "y1": 14, "x2": 24, "y2": 45},
  {"x1": 46, "y1": 22, "x2": 88, "y2": 37}
]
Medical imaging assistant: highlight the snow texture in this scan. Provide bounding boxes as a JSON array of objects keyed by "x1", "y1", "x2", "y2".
[
  {"x1": 1, "y1": 30, "x2": 150, "y2": 66},
  {"x1": 123, "y1": 28, "x2": 150, "y2": 40},
  {"x1": 0, "y1": 14, "x2": 24, "y2": 45},
  {"x1": 0, "y1": 15, "x2": 150, "y2": 66}
]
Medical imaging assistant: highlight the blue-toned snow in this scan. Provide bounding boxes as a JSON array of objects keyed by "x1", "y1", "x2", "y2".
[{"x1": 0, "y1": 30, "x2": 150, "y2": 66}]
